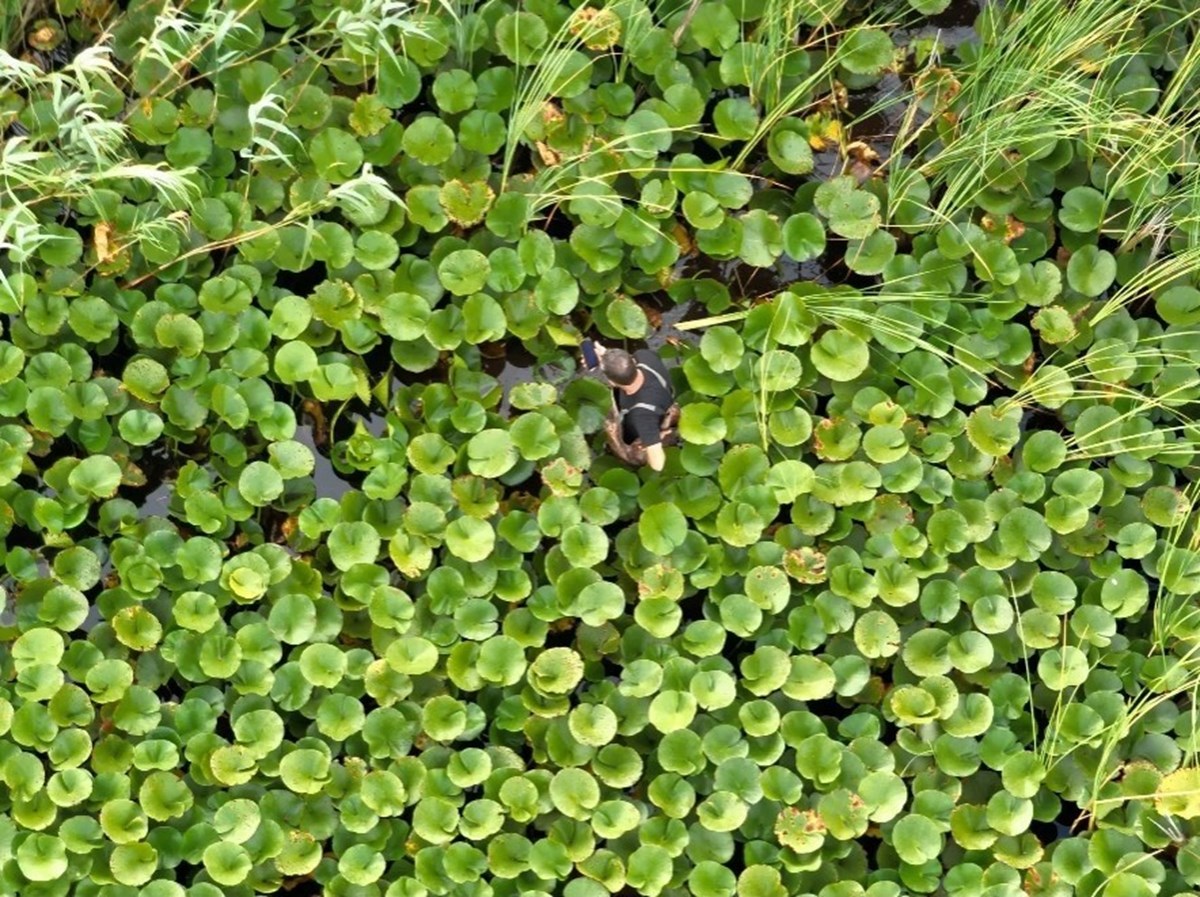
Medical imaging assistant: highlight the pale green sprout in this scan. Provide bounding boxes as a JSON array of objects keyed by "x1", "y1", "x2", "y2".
[
  {"x1": 0, "y1": 43, "x2": 196, "y2": 287},
  {"x1": 133, "y1": 1, "x2": 256, "y2": 74},
  {"x1": 323, "y1": 0, "x2": 433, "y2": 64},
  {"x1": 325, "y1": 165, "x2": 408, "y2": 218},
  {"x1": 245, "y1": 92, "x2": 302, "y2": 170},
  {"x1": 124, "y1": 166, "x2": 404, "y2": 288}
]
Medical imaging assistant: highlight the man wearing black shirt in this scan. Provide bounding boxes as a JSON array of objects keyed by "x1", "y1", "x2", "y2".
[{"x1": 595, "y1": 345, "x2": 679, "y2": 472}]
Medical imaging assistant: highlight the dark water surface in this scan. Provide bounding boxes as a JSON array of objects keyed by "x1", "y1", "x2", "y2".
[{"x1": 294, "y1": 424, "x2": 357, "y2": 498}]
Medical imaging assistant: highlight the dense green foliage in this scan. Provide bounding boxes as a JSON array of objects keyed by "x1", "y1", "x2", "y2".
[{"x1": 3, "y1": 0, "x2": 1200, "y2": 896}]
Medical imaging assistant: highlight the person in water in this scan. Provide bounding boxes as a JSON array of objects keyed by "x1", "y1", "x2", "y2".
[{"x1": 594, "y1": 344, "x2": 679, "y2": 472}]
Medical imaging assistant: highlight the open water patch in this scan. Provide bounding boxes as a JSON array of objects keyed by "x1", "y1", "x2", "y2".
[{"x1": 294, "y1": 424, "x2": 357, "y2": 499}]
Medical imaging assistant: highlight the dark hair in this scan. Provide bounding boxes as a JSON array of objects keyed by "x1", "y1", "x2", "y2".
[{"x1": 600, "y1": 348, "x2": 637, "y2": 386}]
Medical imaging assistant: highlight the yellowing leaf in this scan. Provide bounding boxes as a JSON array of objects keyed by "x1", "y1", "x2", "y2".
[
  {"x1": 1155, "y1": 767, "x2": 1200, "y2": 818},
  {"x1": 94, "y1": 222, "x2": 117, "y2": 263},
  {"x1": 775, "y1": 807, "x2": 825, "y2": 853},
  {"x1": 568, "y1": 7, "x2": 622, "y2": 49},
  {"x1": 806, "y1": 116, "x2": 843, "y2": 151}
]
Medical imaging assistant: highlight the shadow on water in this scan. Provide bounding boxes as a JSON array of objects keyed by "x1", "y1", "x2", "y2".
[
  {"x1": 294, "y1": 424, "x2": 356, "y2": 499},
  {"x1": 845, "y1": 72, "x2": 907, "y2": 163},
  {"x1": 128, "y1": 440, "x2": 182, "y2": 520},
  {"x1": 675, "y1": 252, "x2": 834, "y2": 304},
  {"x1": 840, "y1": 0, "x2": 982, "y2": 165},
  {"x1": 890, "y1": 0, "x2": 982, "y2": 53},
  {"x1": 127, "y1": 418, "x2": 366, "y2": 515},
  {"x1": 913, "y1": 0, "x2": 983, "y2": 36},
  {"x1": 136, "y1": 482, "x2": 174, "y2": 520},
  {"x1": 480, "y1": 340, "x2": 574, "y2": 417},
  {"x1": 647, "y1": 297, "x2": 706, "y2": 352}
]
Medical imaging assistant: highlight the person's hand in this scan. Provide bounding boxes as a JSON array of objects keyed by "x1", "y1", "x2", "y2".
[{"x1": 581, "y1": 341, "x2": 606, "y2": 370}]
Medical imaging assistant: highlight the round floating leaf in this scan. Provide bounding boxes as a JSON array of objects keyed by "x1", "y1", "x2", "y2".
[
  {"x1": 535, "y1": 268, "x2": 579, "y2": 314},
  {"x1": 838, "y1": 27, "x2": 894, "y2": 74},
  {"x1": 529, "y1": 647, "x2": 585, "y2": 695},
  {"x1": 110, "y1": 842, "x2": 158, "y2": 886},
  {"x1": 340, "y1": 843, "x2": 386, "y2": 885},
  {"x1": 17, "y1": 834, "x2": 68, "y2": 882},
  {"x1": 113, "y1": 606, "x2": 163, "y2": 652},
  {"x1": 846, "y1": 230, "x2": 897, "y2": 275},
  {"x1": 203, "y1": 841, "x2": 252, "y2": 886},
  {"x1": 739, "y1": 210, "x2": 784, "y2": 267},
  {"x1": 701, "y1": 326, "x2": 744, "y2": 373},
  {"x1": 440, "y1": 180, "x2": 495, "y2": 227},
  {"x1": 782, "y1": 213, "x2": 826, "y2": 261},
  {"x1": 496, "y1": 11, "x2": 549, "y2": 63},
  {"x1": 438, "y1": 249, "x2": 490, "y2": 296},
  {"x1": 14, "y1": 628, "x2": 64, "y2": 671},
  {"x1": 1038, "y1": 646, "x2": 1089, "y2": 690},
  {"x1": 445, "y1": 517, "x2": 495, "y2": 563},
  {"x1": 825, "y1": 190, "x2": 881, "y2": 238},
  {"x1": 328, "y1": 521, "x2": 382, "y2": 571},
  {"x1": 688, "y1": 3, "x2": 739, "y2": 52},
  {"x1": 68, "y1": 455, "x2": 122, "y2": 499},
  {"x1": 966, "y1": 403, "x2": 1022, "y2": 456},
  {"x1": 639, "y1": 503, "x2": 688, "y2": 555},
  {"x1": 118, "y1": 410, "x2": 164, "y2": 446},
  {"x1": 279, "y1": 748, "x2": 331, "y2": 794},
  {"x1": 1156, "y1": 285, "x2": 1200, "y2": 325},
  {"x1": 624, "y1": 109, "x2": 672, "y2": 158},
  {"x1": 714, "y1": 97, "x2": 759, "y2": 140},
  {"x1": 238, "y1": 461, "x2": 284, "y2": 506},
  {"x1": 309, "y1": 128, "x2": 363, "y2": 182},
  {"x1": 569, "y1": 704, "x2": 619, "y2": 746},
  {"x1": 1059, "y1": 186, "x2": 1106, "y2": 232},
  {"x1": 550, "y1": 767, "x2": 601, "y2": 820},
  {"x1": 402, "y1": 116, "x2": 456, "y2": 165},
  {"x1": 892, "y1": 814, "x2": 942, "y2": 865},
  {"x1": 123, "y1": 357, "x2": 170, "y2": 401},
  {"x1": 608, "y1": 296, "x2": 649, "y2": 338},
  {"x1": 759, "y1": 349, "x2": 803, "y2": 391},
  {"x1": 769, "y1": 127, "x2": 815, "y2": 175},
  {"x1": 467, "y1": 429, "x2": 519, "y2": 477},
  {"x1": 811, "y1": 329, "x2": 869, "y2": 381},
  {"x1": 1156, "y1": 768, "x2": 1200, "y2": 818},
  {"x1": 1067, "y1": 245, "x2": 1116, "y2": 296},
  {"x1": 511, "y1": 412, "x2": 560, "y2": 460},
  {"x1": 561, "y1": 523, "x2": 609, "y2": 568},
  {"x1": 680, "y1": 403, "x2": 727, "y2": 445}
]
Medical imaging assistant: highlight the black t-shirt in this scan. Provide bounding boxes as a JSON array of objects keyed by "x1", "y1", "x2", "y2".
[{"x1": 616, "y1": 350, "x2": 674, "y2": 447}]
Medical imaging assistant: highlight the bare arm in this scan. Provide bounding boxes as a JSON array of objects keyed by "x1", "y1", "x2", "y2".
[
  {"x1": 603, "y1": 417, "x2": 626, "y2": 456},
  {"x1": 645, "y1": 443, "x2": 666, "y2": 472},
  {"x1": 604, "y1": 409, "x2": 644, "y2": 465}
]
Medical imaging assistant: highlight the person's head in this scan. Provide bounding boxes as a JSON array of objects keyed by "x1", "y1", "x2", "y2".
[{"x1": 600, "y1": 348, "x2": 637, "y2": 387}]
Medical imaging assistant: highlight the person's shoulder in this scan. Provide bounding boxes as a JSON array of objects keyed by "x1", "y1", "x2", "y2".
[{"x1": 635, "y1": 348, "x2": 667, "y2": 369}]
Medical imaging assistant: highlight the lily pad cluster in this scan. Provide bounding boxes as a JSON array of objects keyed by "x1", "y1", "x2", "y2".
[{"x1": 2, "y1": 0, "x2": 1200, "y2": 895}]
